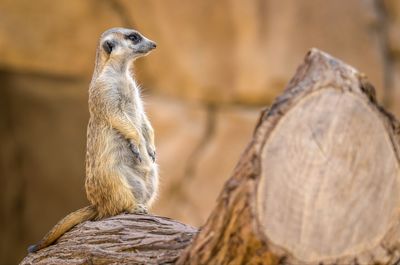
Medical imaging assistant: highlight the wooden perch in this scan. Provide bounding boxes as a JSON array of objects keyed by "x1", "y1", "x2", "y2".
[
  {"x1": 20, "y1": 214, "x2": 197, "y2": 264},
  {"x1": 20, "y1": 49, "x2": 400, "y2": 265}
]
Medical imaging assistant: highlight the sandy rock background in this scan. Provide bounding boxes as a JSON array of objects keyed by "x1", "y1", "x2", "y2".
[{"x1": 0, "y1": 0, "x2": 399, "y2": 264}]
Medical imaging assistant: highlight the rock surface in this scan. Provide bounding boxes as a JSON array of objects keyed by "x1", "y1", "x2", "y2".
[{"x1": 0, "y1": 0, "x2": 389, "y2": 104}]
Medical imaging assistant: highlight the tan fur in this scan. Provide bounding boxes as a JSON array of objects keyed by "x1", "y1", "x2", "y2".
[{"x1": 28, "y1": 28, "x2": 158, "y2": 253}]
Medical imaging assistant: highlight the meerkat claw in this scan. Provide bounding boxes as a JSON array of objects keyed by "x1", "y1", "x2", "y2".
[
  {"x1": 148, "y1": 149, "x2": 156, "y2": 162},
  {"x1": 129, "y1": 142, "x2": 142, "y2": 162}
]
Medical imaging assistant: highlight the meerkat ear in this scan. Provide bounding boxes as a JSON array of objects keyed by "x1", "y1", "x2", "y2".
[{"x1": 102, "y1": 40, "x2": 116, "y2": 54}]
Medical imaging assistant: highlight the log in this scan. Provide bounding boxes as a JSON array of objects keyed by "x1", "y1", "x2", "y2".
[
  {"x1": 20, "y1": 214, "x2": 197, "y2": 265},
  {"x1": 20, "y1": 49, "x2": 400, "y2": 265},
  {"x1": 177, "y1": 49, "x2": 400, "y2": 265}
]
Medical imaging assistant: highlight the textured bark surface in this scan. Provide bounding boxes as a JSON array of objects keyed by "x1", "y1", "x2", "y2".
[
  {"x1": 177, "y1": 49, "x2": 400, "y2": 265},
  {"x1": 20, "y1": 214, "x2": 197, "y2": 265}
]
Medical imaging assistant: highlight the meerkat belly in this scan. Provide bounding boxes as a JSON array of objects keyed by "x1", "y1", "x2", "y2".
[
  {"x1": 85, "y1": 125, "x2": 136, "y2": 216},
  {"x1": 87, "y1": 122, "x2": 156, "y2": 208},
  {"x1": 111, "y1": 130, "x2": 150, "y2": 203}
]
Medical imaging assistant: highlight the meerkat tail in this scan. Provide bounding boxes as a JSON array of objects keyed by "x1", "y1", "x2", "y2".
[{"x1": 27, "y1": 205, "x2": 97, "y2": 253}]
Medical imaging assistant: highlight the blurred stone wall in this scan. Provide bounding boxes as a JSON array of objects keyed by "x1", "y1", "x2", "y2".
[{"x1": 0, "y1": 0, "x2": 399, "y2": 264}]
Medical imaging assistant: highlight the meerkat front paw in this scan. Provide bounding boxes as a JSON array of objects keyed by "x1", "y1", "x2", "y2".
[
  {"x1": 147, "y1": 147, "x2": 156, "y2": 162},
  {"x1": 129, "y1": 141, "x2": 142, "y2": 163}
]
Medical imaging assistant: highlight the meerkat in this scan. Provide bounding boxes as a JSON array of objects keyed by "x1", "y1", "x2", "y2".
[{"x1": 28, "y1": 27, "x2": 159, "y2": 253}]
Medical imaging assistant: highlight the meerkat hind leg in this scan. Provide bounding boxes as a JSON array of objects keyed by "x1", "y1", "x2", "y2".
[
  {"x1": 132, "y1": 204, "x2": 148, "y2": 214},
  {"x1": 121, "y1": 204, "x2": 148, "y2": 215}
]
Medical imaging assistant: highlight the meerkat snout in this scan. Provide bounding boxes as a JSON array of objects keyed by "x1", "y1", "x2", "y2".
[
  {"x1": 149, "y1": 41, "x2": 157, "y2": 49},
  {"x1": 134, "y1": 38, "x2": 157, "y2": 55}
]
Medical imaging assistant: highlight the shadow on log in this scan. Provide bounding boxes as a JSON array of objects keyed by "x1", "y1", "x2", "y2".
[{"x1": 20, "y1": 49, "x2": 400, "y2": 265}]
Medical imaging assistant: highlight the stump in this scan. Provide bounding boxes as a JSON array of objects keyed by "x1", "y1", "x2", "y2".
[{"x1": 20, "y1": 49, "x2": 400, "y2": 265}]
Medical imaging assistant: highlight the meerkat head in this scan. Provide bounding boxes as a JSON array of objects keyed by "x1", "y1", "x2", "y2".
[{"x1": 99, "y1": 27, "x2": 157, "y2": 62}]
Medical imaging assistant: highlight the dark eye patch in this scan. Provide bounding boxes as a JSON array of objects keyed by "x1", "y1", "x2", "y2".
[{"x1": 127, "y1": 33, "x2": 142, "y2": 44}]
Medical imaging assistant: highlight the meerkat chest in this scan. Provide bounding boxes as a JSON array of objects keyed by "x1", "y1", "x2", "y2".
[{"x1": 116, "y1": 77, "x2": 144, "y2": 115}]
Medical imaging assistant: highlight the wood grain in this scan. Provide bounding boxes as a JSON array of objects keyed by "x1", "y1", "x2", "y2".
[{"x1": 259, "y1": 89, "x2": 400, "y2": 262}]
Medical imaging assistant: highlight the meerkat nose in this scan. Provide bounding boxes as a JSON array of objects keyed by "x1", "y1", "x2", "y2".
[{"x1": 150, "y1": 42, "x2": 157, "y2": 49}]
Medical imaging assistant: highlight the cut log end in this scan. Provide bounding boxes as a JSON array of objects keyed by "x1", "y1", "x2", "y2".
[
  {"x1": 258, "y1": 88, "x2": 400, "y2": 263},
  {"x1": 255, "y1": 50, "x2": 400, "y2": 265},
  {"x1": 253, "y1": 50, "x2": 400, "y2": 265}
]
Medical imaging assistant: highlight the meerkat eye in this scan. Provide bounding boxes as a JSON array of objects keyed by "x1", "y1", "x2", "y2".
[{"x1": 127, "y1": 33, "x2": 142, "y2": 44}]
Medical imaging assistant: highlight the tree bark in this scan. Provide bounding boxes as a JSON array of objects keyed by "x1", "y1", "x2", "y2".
[
  {"x1": 20, "y1": 214, "x2": 197, "y2": 265},
  {"x1": 20, "y1": 49, "x2": 400, "y2": 265}
]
